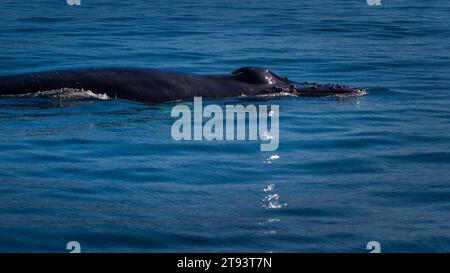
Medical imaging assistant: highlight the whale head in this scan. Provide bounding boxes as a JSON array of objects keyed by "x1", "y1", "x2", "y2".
[{"x1": 231, "y1": 66, "x2": 365, "y2": 97}]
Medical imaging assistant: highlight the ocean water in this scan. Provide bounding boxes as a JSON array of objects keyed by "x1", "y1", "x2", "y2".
[{"x1": 1, "y1": 0, "x2": 450, "y2": 252}]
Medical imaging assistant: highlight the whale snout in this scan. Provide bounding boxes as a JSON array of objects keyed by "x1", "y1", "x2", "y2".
[
  {"x1": 230, "y1": 67, "x2": 365, "y2": 98},
  {"x1": 289, "y1": 82, "x2": 365, "y2": 97}
]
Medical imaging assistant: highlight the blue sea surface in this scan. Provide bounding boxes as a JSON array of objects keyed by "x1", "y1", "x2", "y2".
[{"x1": 1, "y1": 0, "x2": 450, "y2": 252}]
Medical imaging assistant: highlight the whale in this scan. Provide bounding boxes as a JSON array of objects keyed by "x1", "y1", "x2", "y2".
[{"x1": 0, "y1": 66, "x2": 364, "y2": 103}]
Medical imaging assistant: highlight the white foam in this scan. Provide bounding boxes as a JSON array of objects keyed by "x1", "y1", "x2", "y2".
[
  {"x1": 7, "y1": 88, "x2": 111, "y2": 100},
  {"x1": 335, "y1": 89, "x2": 368, "y2": 98}
]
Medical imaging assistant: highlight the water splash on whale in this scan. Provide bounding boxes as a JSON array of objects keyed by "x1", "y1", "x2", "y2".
[{"x1": 0, "y1": 88, "x2": 110, "y2": 100}]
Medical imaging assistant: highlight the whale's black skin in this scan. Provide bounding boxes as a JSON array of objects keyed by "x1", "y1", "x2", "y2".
[{"x1": 0, "y1": 67, "x2": 363, "y2": 103}]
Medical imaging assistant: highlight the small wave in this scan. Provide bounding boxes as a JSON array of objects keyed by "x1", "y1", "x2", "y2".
[
  {"x1": 246, "y1": 90, "x2": 368, "y2": 99},
  {"x1": 6, "y1": 88, "x2": 111, "y2": 100},
  {"x1": 364, "y1": 87, "x2": 390, "y2": 92},
  {"x1": 255, "y1": 92, "x2": 299, "y2": 98},
  {"x1": 335, "y1": 89, "x2": 368, "y2": 98},
  {"x1": 264, "y1": 154, "x2": 280, "y2": 165},
  {"x1": 263, "y1": 184, "x2": 275, "y2": 192}
]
